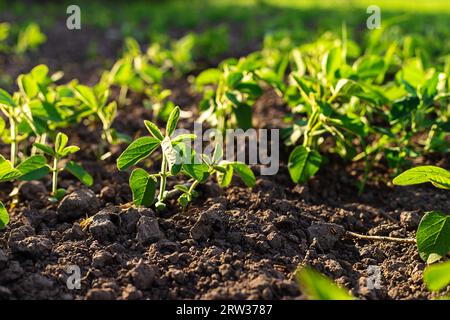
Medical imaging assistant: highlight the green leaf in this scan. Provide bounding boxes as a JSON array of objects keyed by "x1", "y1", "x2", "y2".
[
  {"x1": 288, "y1": 146, "x2": 322, "y2": 183},
  {"x1": 16, "y1": 155, "x2": 49, "y2": 181},
  {"x1": 390, "y1": 97, "x2": 420, "y2": 122},
  {"x1": 161, "y1": 137, "x2": 178, "y2": 174},
  {"x1": 353, "y1": 55, "x2": 385, "y2": 79},
  {"x1": 17, "y1": 74, "x2": 39, "y2": 99},
  {"x1": 129, "y1": 168, "x2": 156, "y2": 207},
  {"x1": 166, "y1": 106, "x2": 180, "y2": 136},
  {"x1": 117, "y1": 137, "x2": 160, "y2": 170},
  {"x1": 0, "y1": 201, "x2": 9, "y2": 229},
  {"x1": 0, "y1": 88, "x2": 15, "y2": 107},
  {"x1": 60, "y1": 146, "x2": 80, "y2": 157},
  {"x1": 0, "y1": 155, "x2": 22, "y2": 182},
  {"x1": 393, "y1": 166, "x2": 450, "y2": 190},
  {"x1": 322, "y1": 47, "x2": 341, "y2": 79},
  {"x1": 65, "y1": 161, "x2": 93, "y2": 186},
  {"x1": 232, "y1": 103, "x2": 252, "y2": 130},
  {"x1": 178, "y1": 193, "x2": 190, "y2": 207},
  {"x1": 195, "y1": 68, "x2": 222, "y2": 86},
  {"x1": 53, "y1": 188, "x2": 67, "y2": 201},
  {"x1": 296, "y1": 266, "x2": 354, "y2": 300},
  {"x1": 226, "y1": 71, "x2": 243, "y2": 88},
  {"x1": 416, "y1": 211, "x2": 450, "y2": 262},
  {"x1": 216, "y1": 164, "x2": 233, "y2": 187},
  {"x1": 171, "y1": 134, "x2": 197, "y2": 143},
  {"x1": 183, "y1": 157, "x2": 210, "y2": 182},
  {"x1": 33, "y1": 142, "x2": 55, "y2": 157},
  {"x1": 144, "y1": 120, "x2": 164, "y2": 141},
  {"x1": 423, "y1": 261, "x2": 450, "y2": 292},
  {"x1": 73, "y1": 85, "x2": 98, "y2": 109},
  {"x1": 30, "y1": 64, "x2": 49, "y2": 83},
  {"x1": 230, "y1": 162, "x2": 256, "y2": 187},
  {"x1": 235, "y1": 82, "x2": 263, "y2": 98},
  {"x1": 55, "y1": 132, "x2": 68, "y2": 154}
]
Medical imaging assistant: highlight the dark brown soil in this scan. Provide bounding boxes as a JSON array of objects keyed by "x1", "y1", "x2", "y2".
[{"x1": 0, "y1": 18, "x2": 449, "y2": 301}]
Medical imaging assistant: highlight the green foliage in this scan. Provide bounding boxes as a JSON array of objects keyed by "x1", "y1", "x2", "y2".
[
  {"x1": 423, "y1": 261, "x2": 450, "y2": 292},
  {"x1": 416, "y1": 211, "x2": 450, "y2": 263},
  {"x1": 295, "y1": 266, "x2": 354, "y2": 300},
  {"x1": 394, "y1": 166, "x2": 450, "y2": 296},
  {"x1": 117, "y1": 107, "x2": 255, "y2": 210},
  {"x1": 0, "y1": 201, "x2": 8, "y2": 229},
  {"x1": 34, "y1": 132, "x2": 92, "y2": 200},
  {"x1": 0, "y1": 22, "x2": 45, "y2": 55},
  {"x1": 394, "y1": 166, "x2": 450, "y2": 263},
  {"x1": 393, "y1": 166, "x2": 450, "y2": 190},
  {"x1": 288, "y1": 146, "x2": 322, "y2": 183},
  {"x1": 73, "y1": 82, "x2": 129, "y2": 156},
  {"x1": 15, "y1": 23, "x2": 46, "y2": 54},
  {"x1": 196, "y1": 54, "x2": 264, "y2": 133}
]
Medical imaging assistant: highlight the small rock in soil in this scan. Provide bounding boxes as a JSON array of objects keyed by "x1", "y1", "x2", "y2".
[
  {"x1": 57, "y1": 189, "x2": 100, "y2": 221},
  {"x1": 0, "y1": 261, "x2": 24, "y2": 282},
  {"x1": 0, "y1": 286, "x2": 12, "y2": 299},
  {"x1": 18, "y1": 181, "x2": 47, "y2": 201},
  {"x1": 121, "y1": 284, "x2": 143, "y2": 300},
  {"x1": 128, "y1": 260, "x2": 156, "y2": 290},
  {"x1": 136, "y1": 216, "x2": 164, "y2": 245},
  {"x1": 92, "y1": 250, "x2": 114, "y2": 268},
  {"x1": 62, "y1": 223, "x2": 85, "y2": 241},
  {"x1": 10, "y1": 236, "x2": 52, "y2": 258},
  {"x1": 85, "y1": 288, "x2": 116, "y2": 300},
  {"x1": 400, "y1": 211, "x2": 421, "y2": 230},
  {"x1": 89, "y1": 213, "x2": 117, "y2": 242},
  {"x1": 307, "y1": 222, "x2": 345, "y2": 250},
  {"x1": 120, "y1": 207, "x2": 154, "y2": 233},
  {"x1": 190, "y1": 204, "x2": 224, "y2": 240},
  {"x1": 0, "y1": 249, "x2": 8, "y2": 269},
  {"x1": 156, "y1": 239, "x2": 179, "y2": 253},
  {"x1": 100, "y1": 186, "x2": 115, "y2": 201}
]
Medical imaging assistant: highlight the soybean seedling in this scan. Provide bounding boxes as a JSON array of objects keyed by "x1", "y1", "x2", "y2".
[
  {"x1": 117, "y1": 106, "x2": 256, "y2": 211},
  {"x1": 117, "y1": 106, "x2": 195, "y2": 211},
  {"x1": 393, "y1": 166, "x2": 450, "y2": 297},
  {"x1": 393, "y1": 166, "x2": 450, "y2": 263},
  {"x1": 195, "y1": 55, "x2": 263, "y2": 134},
  {"x1": 73, "y1": 82, "x2": 130, "y2": 159},
  {"x1": 33, "y1": 132, "x2": 93, "y2": 201}
]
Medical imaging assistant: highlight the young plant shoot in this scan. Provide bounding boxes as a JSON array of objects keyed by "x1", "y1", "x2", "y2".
[
  {"x1": 117, "y1": 106, "x2": 256, "y2": 211},
  {"x1": 34, "y1": 132, "x2": 93, "y2": 200},
  {"x1": 394, "y1": 166, "x2": 450, "y2": 297}
]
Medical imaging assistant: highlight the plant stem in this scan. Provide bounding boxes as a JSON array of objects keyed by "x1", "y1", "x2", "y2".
[
  {"x1": 10, "y1": 116, "x2": 17, "y2": 166},
  {"x1": 119, "y1": 86, "x2": 128, "y2": 106},
  {"x1": 165, "y1": 181, "x2": 194, "y2": 200},
  {"x1": 158, "y1": 154, "x2": 167, "y2": 202},
  {"x1": 188, "y1": 180, "x2": 200, "y2": 194},
  {"x1": 346, "y1": 231, "x2": 416, "y2": 244},
  {"x1": 52, "y1": 157, "x2": 59, "y2": 196},
  {"x1": 424, "y1": 124, "x2": 437, "y2": 152}
]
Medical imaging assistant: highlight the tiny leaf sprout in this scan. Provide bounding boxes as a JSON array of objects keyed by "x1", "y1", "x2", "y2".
[{"x1": 34, "y1": 132, "x2": 93, "y2": 201}]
